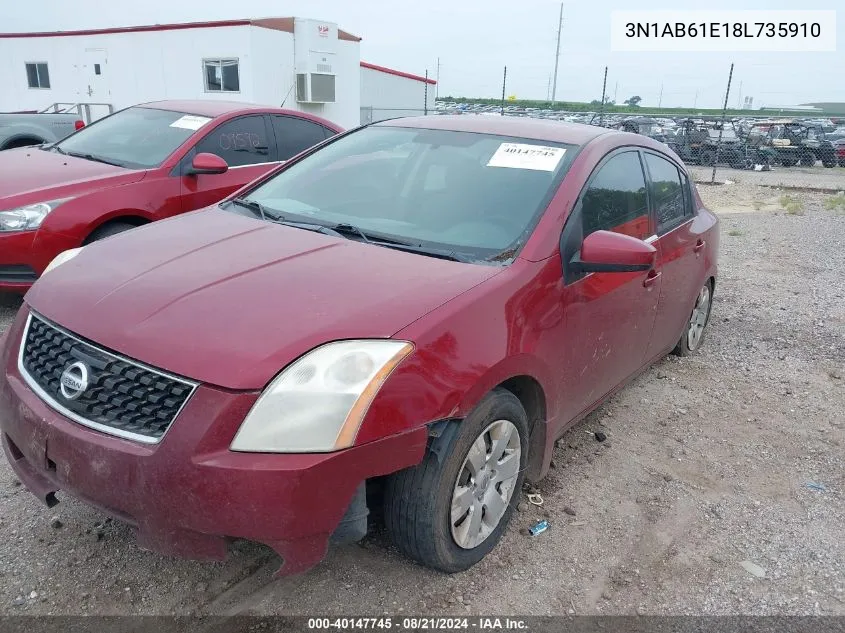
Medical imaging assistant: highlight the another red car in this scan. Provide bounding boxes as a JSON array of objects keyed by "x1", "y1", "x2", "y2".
[
  {"x1": 0, "y1": 116, "x2": 718, "y2": 575},
  {"x1": 0, "y1": 100, "x2": 342, "y2": 292}
]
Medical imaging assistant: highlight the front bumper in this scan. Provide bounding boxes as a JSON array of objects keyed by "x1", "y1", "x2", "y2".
[
  {"x1": 0, "y1": 308, "x2": 428, "y2": 575},
  {"x1": 0, "y1": 229, "x2": 79, "y2": 292}
]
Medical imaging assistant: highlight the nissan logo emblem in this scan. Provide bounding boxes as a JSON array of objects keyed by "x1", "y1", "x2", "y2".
[{"x1": 59, "y1": 361, "x2": 90, "y2": 400}]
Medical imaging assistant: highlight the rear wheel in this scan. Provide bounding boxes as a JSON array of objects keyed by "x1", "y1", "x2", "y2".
[
  {"x1": 780, "y1": 155, "x2": 798, "y2": 167},
  {"x1": 799, "y1": 152, "x2": 816, "y2": 167},
  {"x1": 384, "y1": 389, "x2": 528, "y2": 573},
  {"x1": 2, "y1": 137, "x2": 43, "y2": 150},
  {"x1": 673, "y1": 281, "x2": 713, "y2": 357}
]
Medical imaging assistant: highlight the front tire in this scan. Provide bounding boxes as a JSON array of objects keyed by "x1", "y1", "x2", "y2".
[
  {"x1": 384, "y1": 389, "x2": 528, "y2": 573},
  {"x1": 85, "y1": 222, "x2": 138, "y2": 244},
  {"x1": 673, "y1": 281, "x2": 713, "y2": 357}
]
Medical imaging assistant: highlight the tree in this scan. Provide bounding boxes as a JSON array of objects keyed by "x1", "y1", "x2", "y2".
[{"x1": 624, "y1": 95, "x2": 642, "y2": 107}]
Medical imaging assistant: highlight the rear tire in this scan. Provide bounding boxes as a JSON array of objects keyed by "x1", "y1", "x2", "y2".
[
  {"x1": 85, "y1": 222, "x2": 138, "y2": 244},
  {"x1": 799, "y1": 152, "x2": 816, "y2": 167},
  {"x1": 384, "y1": 389, "x2": 528, "y2": 573},
  {"x1": 672, "y1": 280, "x2": 713, "y2": 357}
]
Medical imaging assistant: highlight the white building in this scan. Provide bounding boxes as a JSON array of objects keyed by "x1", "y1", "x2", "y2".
[
  {"x1": 360, "y1": 61, "x2": 436, "y2": 124},
  {"x1": 0, "y1": 17, "x2": 436, "y2": 129}
]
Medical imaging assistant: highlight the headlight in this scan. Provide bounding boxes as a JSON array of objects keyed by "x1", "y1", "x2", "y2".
[
  {"x1": 0, "y1": 198, "x2": 73, "y2": 232},
  {"x1": 42, "y1": 247, "x2": 84, "y2": 276},
  {"x1": 231, "y1": 340, "x2": 414, "y2": 453}
]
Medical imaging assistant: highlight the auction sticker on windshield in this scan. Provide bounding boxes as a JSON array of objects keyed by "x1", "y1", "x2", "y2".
[
  {"x1": 169, "y1": 115, "x2": 212, "y2": 131},
  {"x1": 487, "y1": 143, "x2": 566, "y2": 171}
]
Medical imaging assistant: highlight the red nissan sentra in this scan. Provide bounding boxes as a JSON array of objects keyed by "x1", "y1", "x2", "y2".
[
  {"x1": 0, "y1": 100, "x2": 342, "y2": 293},
  {"x1": 0, "y1": 116, "x2": 718, "y2": 575}
]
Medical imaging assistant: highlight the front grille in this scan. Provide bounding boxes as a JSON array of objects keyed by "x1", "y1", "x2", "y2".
[{"x1": 19, "y1": 314, "x2": 196, "y2": 443}]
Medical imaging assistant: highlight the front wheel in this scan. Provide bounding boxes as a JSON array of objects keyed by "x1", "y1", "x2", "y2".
[
  {"x1": 673, "y1": 281, "x2": 713, "y2": 357},
  {"x1": 384, "y1": 389, "x2": 528, "y2": 573}
]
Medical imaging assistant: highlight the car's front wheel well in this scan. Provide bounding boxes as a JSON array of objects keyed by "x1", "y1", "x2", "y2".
[
  {"x1": 83, "y1": 216, "x2": 150, "y2": 244},
  {"x1": 496, "y1": 376, "x2": 547, "y2": 482}
]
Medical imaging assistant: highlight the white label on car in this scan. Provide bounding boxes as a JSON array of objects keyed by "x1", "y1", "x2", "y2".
[
  {"x1": 487, "y1": 143, "x2": 566, "y2": 171},
  {"x1": 169, "y1": 115, "x2": 212, "y2": 131}
]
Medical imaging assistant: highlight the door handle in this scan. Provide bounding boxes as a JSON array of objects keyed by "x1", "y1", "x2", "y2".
[
  {"x1": 693, "y1": 239, "x2": 706, "y2": 253},
  {"x1": 643, "y1": 270, "x2": 662, "y2": 288}
]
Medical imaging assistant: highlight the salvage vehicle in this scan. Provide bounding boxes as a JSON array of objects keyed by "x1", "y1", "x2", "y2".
[
  {"x1": 0, "y1": 116, "x2": 719, "y2": 576},
  {"x1": 834, "y1": 138, "x2": 845, "y2": 167},
  {"x1": 0, "y1": 100, "x2": 342, "y2": 292},
  {"x1": 616, "y1": 116, "x2": 669, "y2": 143},
  {"x1": 668, "y1": 119, "x2": 749, "y2": 168},
  {"x1": 746, "y1": 120, "x2": 833, "y2": 167},
  {"x1": 0, "y1": 111, "x2": 85, "y2": 150}
]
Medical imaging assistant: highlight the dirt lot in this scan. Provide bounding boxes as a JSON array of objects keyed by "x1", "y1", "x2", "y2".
[{"x1": 0, "y1": 179, "x2": 843, "y2": 616}]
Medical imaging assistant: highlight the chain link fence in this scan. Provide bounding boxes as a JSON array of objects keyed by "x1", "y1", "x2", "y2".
[{"x1": 363, "y1": 100, "x2": 845, "y2": 195}]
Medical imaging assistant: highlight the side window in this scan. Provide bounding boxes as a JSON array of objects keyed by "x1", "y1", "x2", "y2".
[
  {"x1": 644, "y1": 153, "x2": 688, "y2": 233},
  {"x1": 271, "y1": 116, "x2": 329, "y2": 160},
  {"x1": 194, "y1": 116, "x2": 270, "y2": 167},
  {"x1": 581, "y1": 151, "x2": 650, "y2": 240}
]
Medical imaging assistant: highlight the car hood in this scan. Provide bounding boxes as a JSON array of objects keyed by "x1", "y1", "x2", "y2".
[
  {"x1": 26, "y1": 209, "x2": 502, "y2": 389},
  {"x1": 0, "y1": 147, "x2": 145, "y2": 207}
]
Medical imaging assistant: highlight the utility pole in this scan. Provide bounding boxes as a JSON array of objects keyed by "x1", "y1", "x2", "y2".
[
  {"x1": 694, "y1": 90, "x2": 698, "y2": 109},
  {"x1": 599, "y1": 66, "x2": 608, "y2": 127},
  {"x1": 551, "y1": 3, "x2": 563, "y2": 103},
  {"x1": 711, "y1": 63, "x2": 735, "y2": 184},
  {"x1": 613, "y1": 81, "x2": 618, "y2": 104},
  {"x1": 658, "y1": 83, "x2": 664, "y2": 109},
  {"x1": 501, "y1": 66, "x2": 507, "y2": 116},
  {"x1": 435, "y1": 57, "x2": 441, "y2": 100},
  {"x1": 424, "y1": 70, "x2": 429, "y2": 115}
]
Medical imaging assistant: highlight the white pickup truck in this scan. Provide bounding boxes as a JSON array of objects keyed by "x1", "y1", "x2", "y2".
[{"x1": 0, "y1": 112, "x2": 85, "y2": 150}]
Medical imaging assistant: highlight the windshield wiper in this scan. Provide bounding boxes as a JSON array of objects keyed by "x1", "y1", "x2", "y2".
[
  {"x1": 230, "y1": 197, "x2": 283, "y2": 222},
  {"x1": 331, "y1": 223, "x2": 373, "y2": 244},
  {"x1": 368, "y1": 241, "x2": 470, "y2": 262},
  {"x1": 65, "y1": 151, "x2": 125, "y2": 167}
]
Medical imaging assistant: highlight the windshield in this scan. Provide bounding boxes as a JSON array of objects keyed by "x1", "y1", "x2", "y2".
[
  {"x1": 53, "y1": 107, "x2": 211, "y2": 169},
  {"x1": 235, "y1": 126, "x2": 578, "y2": 261}
]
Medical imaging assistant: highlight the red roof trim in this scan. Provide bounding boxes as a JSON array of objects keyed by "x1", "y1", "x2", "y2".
[
  {"x1": 0, "y1": 18, "x2": 361, "y2": 41},
  {"x1": 360, "y1": 61, "x2": 436, "y2": 85}
]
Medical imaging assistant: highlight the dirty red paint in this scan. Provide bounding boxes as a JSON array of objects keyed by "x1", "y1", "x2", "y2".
[{"x1": 0, "y1": 117, "x2": 718, "y2": 575}]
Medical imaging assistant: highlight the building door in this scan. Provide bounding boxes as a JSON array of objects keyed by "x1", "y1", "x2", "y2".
[{"x1": 82, "y1": 49, "x2": 110, "y2": 102}]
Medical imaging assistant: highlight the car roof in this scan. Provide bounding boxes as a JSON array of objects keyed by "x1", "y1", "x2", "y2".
[
  {"x1": 131, "y1": 100, "x2": 343, "y2": 130},
  {"x1": 377, "y1": 115, "x2": 610, "y2": 146}
]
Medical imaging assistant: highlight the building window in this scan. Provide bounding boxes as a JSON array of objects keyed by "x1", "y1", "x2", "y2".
[
  {"x1": 203, "y1": 59, "x2": 240, "y2": 93},
  {"x1": 25, "y1": 63, "x2": 51, "y2": 89}
]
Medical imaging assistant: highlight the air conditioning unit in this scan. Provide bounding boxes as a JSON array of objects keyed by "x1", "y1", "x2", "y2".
[{"x1": 296, "y1": 72, "x2": 336, "y2": 103}]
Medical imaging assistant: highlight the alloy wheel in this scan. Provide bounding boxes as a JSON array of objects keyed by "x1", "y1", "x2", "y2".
[
  {"x1": 450, "y1": 420, "x2": 521, "y2": 549},
  {"x1": 687, "y1": 284, "x2": 711, "y2": 351}
]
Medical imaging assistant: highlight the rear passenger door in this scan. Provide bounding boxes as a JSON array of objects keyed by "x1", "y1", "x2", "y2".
[
  {"x1": 642, "y1": 151, "x2": 704, "y2": 358},
  {"x1": 270, "y1": 115, "x2": 334, "y2": 162},
  {"x1": 179, "y1": 115, "x2": 276, "y2": 211}
]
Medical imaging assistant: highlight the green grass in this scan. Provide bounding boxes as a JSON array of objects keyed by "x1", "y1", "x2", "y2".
[
  {"x1": 780, "y1": 195, "x2": 805, "y2": 215},
  {"x1": 823, "y1": 194, "x2": 845, "y2": 211},
  {"x1": 727, "y1": 229, "x2": 744, "y2": 236}
]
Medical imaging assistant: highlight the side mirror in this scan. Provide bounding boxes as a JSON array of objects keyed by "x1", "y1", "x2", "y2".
[
  {"x1": 570, "y1": 230, "x2": 656, "y2": 274},
  {"x1": 186, "y1": 152, "x2": 228, "y2": 176}
]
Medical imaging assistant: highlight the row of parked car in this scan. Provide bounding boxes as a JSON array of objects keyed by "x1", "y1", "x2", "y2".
[{"x1": 434, "y1": 101, "x2": 845, "y2": 169}]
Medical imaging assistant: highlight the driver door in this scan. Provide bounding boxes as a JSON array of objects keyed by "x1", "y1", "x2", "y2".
[
  {"x1": 179, "y1": 115, "x2": 277, "y2": 212},
  {"x1": 556, "y1": 149, "x2": 661, "y2": 422}
]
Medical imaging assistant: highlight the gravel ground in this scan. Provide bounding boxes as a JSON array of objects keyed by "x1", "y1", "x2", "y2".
[
  {"x1": 0, "y1": 183, "x2": 843, "y2": 616},
  {"x1": 689, "y1": 164, "x2": 845, "y2": 192}
]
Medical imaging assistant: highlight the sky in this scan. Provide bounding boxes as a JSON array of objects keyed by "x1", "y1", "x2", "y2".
[{"x1": 2, "y1": 0, "x2": 843, "y2": 109}]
